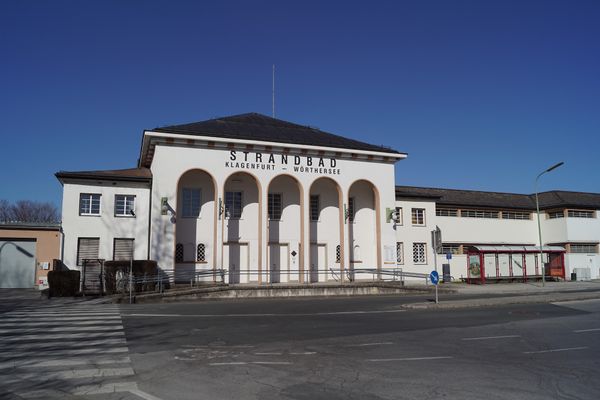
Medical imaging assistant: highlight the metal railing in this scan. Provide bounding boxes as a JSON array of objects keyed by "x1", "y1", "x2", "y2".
[{"x1": 108, "y1": 267, "x2": 433, "y2": 296}]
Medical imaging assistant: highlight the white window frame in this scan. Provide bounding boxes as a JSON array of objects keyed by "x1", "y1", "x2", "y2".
[
  {"x1": 114, "y1": 195, "x2": 136, "y2": 217},
  {"x1": 268, "y1": 193, "x2": 283, "y2": 221},
  {"x1": 413, "y1": 242, "x2": 427, "y2": 264},
  {"x1": 225, "y1": 191, "x2": 243, "y2": 219},
  {"x1": 411, "y1": 208, "x2": 426, "y2": 226},
  {"x1": 182, "y1": 188, "x2": 201, "y2": 218},
  {"x1": 79, "y1": 193, "x2": 101, "y2": 216}
]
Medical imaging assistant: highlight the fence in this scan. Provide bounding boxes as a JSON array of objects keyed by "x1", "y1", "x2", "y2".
[{"x1": 106, "y1": 267, "x2": 431, "y2": 296}]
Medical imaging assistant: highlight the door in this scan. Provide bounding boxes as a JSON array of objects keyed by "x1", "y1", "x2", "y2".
[
  {"x1": 0, "y1": 240, "x2": 36, "y2": 288},
  {"x1": 309, "y1": 243, "x2": 327, "y2": 283},
  {"x1": 223, "y1": 243, "x2": 248, "y2": 284},
  {"x1": 269, "y1": 244, "x2": 289, "y2": 284}
]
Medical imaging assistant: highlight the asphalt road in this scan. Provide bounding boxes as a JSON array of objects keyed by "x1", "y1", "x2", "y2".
[{"x1": 120, "y1": 295, "x2": 600, "y2": 400}]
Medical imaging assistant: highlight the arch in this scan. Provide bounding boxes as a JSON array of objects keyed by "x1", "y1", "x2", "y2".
[
  {"x1": 266, "y1": 174, "x2": 305, "y2": 283},
  {"x1": 222, "y1": 171, "x2": 262, "y2": 284},
  {"x1": 347, "y1": 179, "x2": 382, "y2": 276},
  {"x1": 174, "y1": 169, "x2": 218, "y2": 282},
  {"x1": 308, "y1": 177, "x2": 344, "y2": 282}
]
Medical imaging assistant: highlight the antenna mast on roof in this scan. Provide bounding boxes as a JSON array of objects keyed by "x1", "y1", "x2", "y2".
[{"x1": 272, "y1": 64, "x2": 275, "y2": 118}]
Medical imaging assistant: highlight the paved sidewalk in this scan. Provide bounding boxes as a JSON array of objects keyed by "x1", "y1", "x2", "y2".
[{"x1": 402, "y1": 280, "x2": 600, "y2": 309}]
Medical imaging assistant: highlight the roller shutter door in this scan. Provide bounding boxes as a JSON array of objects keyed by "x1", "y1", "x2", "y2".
[{"x1": 0, "y1": 239, "x2": 36, "y2": 288}]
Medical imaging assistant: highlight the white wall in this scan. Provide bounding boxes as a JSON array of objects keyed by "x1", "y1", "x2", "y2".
[
  {"x1": 61, "y1": 181, "x2": 150, "y2": 269},
  {"x1": 393, "y1": 200, "x2": 437, "y2": 274},
  {"x1": 149, "y1": 143, "x2": 398, "y2": 281}
]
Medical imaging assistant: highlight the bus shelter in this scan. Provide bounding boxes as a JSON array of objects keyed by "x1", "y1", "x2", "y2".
[{"x1": 466, "y1": 245, "x2": 565, "y2": 284}]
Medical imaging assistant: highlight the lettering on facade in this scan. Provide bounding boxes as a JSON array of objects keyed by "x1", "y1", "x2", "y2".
[{"x1": 226, "y1": 151, "x2": 341, "y2": 175}]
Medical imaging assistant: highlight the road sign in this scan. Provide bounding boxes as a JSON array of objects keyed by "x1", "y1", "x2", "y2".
[
  {"x1": 430, "y1": 270, "x2": 439, "y2": 285},
  {"x1": 446, "y1": 252, "x2": 452, "y2": 260}
]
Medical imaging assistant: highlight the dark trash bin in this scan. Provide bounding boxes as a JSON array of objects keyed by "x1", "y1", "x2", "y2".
[
  {"x1": 443, "y1": 263, "x2": 451, "y2": 283},
  {"x1": 571, "y1": 272, "x2": 577, "y2": 281}
]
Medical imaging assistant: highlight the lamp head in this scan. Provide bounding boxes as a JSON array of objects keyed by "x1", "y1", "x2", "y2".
[{"x1": 546, "y1": 162, "x2": 564, "y2": 173}]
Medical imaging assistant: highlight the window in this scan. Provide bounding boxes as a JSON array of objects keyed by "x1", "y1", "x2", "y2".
[
  {"x1": 436, "y1": 208, "x2": 458, "y2": 217},
  {"x1": 567, "y1": 210, "x2": 595, "y2": 218},
  {"x1": 335, "y1": 244, "x2": 341, "y2": 263},
  {"x1": 224, "y1": 191, "x2": 242, "y2": 219},
  {"x1": 113, "y1": 238, "x2": 134, "y2": 261},
  {"x1": 115, "y1": 195, "x2": 135, "y2": 217},
  {"x1": 502, "y1": 211, "x2": 531, "y2": 220},
  {"x1": 396, "y1": 242, "x2": 404, "y2": 264},
  {"x1": 570, "y1": 243, "x2": 598, "y2": 254},
  {"x1": 413, "y1": 243, "x2": 426, "y2": 264},
  {"x1": 310, "y1": 195, "x2": 320, "y2": 222},
  {"x1": 268, "y1": 193, "x2": 282, "y2": 220},
  {"x1": 348, "y1": 197, "x2": 355, "y2": 222},
  {"x1": 461, "y1": 209, "x2": 499, "y2": 219},
  {"x1": 197, "y1": 243, "x2": 206, "y2": 262},
  {"x1": 182, "y1": 188, "x2": 201, "y2": 218},
  {"x1": 547, "y1": 210, "x2": 565, "y2": 219},
  {"x1": 440, "y1": 243, "x2": 461, "y2": 255},
  {"x1": 411, "y1": 208, "x2": 425, "y2": 225},
  {"x1": 77, "y1": 237, "x2": 99, "y2": 266},
  {"x1": 393, "y1": 207, "x2": 403, "y2": 225},
  {"x1": 175, "y1": 243, "x2": 184, "y2": 263},
  {"x1": 79, "y1": 194, "x2": 101, "y2": 216}
]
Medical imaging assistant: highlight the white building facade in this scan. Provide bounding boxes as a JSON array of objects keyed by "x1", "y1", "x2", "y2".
[
  {"x1": 57, "y1": 113, "x2": 405, "y2": 284},
  {"x1": 57, "y1": 113, "x2": 600, "y2": 284}
]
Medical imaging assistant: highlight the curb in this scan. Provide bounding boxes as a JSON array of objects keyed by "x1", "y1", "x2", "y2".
[{"x1": 402, "y1": 291, "x2": 600, "y2": 310}]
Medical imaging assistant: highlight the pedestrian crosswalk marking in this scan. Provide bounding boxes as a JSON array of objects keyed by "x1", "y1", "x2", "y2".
[{"x1": 0, "y1": 302, "x2": 139, "y2": 399}]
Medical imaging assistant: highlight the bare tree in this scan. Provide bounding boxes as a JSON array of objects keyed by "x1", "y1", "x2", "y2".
[
  {"x1": 0, "y1": 200, "x2": 60, "y2": 223},
  {"x1": 0, "y1": 199, "x2": 11, "y2": 222}
]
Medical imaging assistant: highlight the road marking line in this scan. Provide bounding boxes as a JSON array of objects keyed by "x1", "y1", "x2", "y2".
[
  {"x1": 0, "y1": 325, "x2": 123, "y2": 334},
  {"x1": 1, "y1": 338, "x2": 127, "y2": 351},
  {"x1": 345, "y1": 342, "x2": 394, "y2": 347},
  {"x1": 524, "y1": 347, "x2": 588, "y2": 354},
  {"x1": 71, "y1": 381, "x2": 139, "y2": 396},
  {"x1": 128, "y1": 388, "x2": 165, "y2": 400},
  {"x1": 573, "y1": 328, "x2": 600, "y2": 333},
  {"x1": 0, "y1": 355, "x2": 131, "y2": 369},
  {"x1": 290, "y1": 352, "x2": 317, "y2": 355},
  {"x1": 254, "y1": 352, "x2": 282, "y2": 355},
  {"x1": 5, "y1": 367, "x2": 134, "y2": 381},
  {"x1": 209, "y1": 362, "x2": 248, "y2": 366},
  {"x1": 0, "y1": 320, "x2": 124, "y2": 327},
  {"x1": 122, "y1": 309, "x2": 406, "y2": 318},
  {"x1": 0, "y1": 316, "x2": 121, "y2": 322},
  {"x1": 0, "y1": 347, "x2": 129, "y2": 359},
  {"x1": 251, "y1": 361, "x2": 292, "y2": 365},
  {"x1": 2, "y1": 331, "x2": 124, "y2": 341},
  {"x1": 461, "y1": 335, "x2": 521, "y2": 341},
  {"x1": 367, "y1": 356, "x2": 453, "y2": 362}
]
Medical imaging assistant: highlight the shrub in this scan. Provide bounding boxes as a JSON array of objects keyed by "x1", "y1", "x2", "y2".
[{"x1": 104, "y1": 260, "x2": 160, "y2": 294}]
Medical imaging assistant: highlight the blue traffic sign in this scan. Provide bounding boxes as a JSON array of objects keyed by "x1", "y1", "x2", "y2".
[
  {"x1": 430, "y1": 270, "x2": 439, "y2": 285},
  {"x1": 446, "y1": 252, "x2": 452, "y2": 260}
]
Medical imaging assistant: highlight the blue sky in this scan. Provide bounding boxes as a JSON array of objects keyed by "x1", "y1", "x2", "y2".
[{"x1": 1, "y1": 0, "x2": 599, "y2": 208}]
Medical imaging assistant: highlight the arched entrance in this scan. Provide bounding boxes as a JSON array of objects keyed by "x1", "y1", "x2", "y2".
[
  {"x1": 222, "y1": 172, "x2": 261, "y2": 284},
  {"x1": 175, "y1": 169, "x2": 217, "y2": 283},
  {"x1": 348, "y1": 180, "x2": 381, "y2": 280},
  {"x1": 308, "y1": 177, "x2": 343, "y2": 282},
  {"x1": 267, "y1": 174, "x2": 303, "y2": 283}
]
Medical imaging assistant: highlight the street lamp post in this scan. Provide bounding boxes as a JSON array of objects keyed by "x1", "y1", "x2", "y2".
[{"x1": 535, "y1": 161, "x2": 564, "y2": 287}]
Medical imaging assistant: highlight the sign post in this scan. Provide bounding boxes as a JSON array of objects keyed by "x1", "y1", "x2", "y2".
[
  {"x1": 430, "y1": 226, "x2": 442, "y2": 304},
  {"x1": 430, "y1": 270, "x2": 439, "y2": 304}
]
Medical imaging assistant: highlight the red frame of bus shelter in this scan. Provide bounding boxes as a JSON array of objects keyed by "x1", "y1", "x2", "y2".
[{"x1": 466, "y1": 247, "x2": 565, "y2": 284}]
